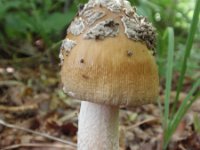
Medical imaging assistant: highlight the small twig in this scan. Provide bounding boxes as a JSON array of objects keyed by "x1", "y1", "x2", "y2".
[
  {"x1": 126, "y1": 117, "x2": 159, "y2": 131},
  {"x1": 0, "y1": 80, "x2": 24, "y2": 86},
  {"x1": 178, "y1": 144, "x2": 187, "y2": 150},
  {"x1": 0, "y1": 55, "x2": 43, "y2": 66},
  {"x1": 58, "y1": 111, "x2": 78, "y2": 124},
  {"x1": 1, "y1": 143, "x2": 76, "y2": 150},
  {"x1": 0, "y1": 119, "x2": 77, "y2": 148},
  {"x1": 0, "y1": 104, "x2": 38, "y2": 113}
]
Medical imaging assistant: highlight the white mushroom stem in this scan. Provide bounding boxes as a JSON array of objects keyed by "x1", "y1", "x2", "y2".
[{"x1": 78, "y1": 101, "x2": 119, "y2": 150}]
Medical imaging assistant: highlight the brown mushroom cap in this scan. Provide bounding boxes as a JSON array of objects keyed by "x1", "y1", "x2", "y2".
[{"x1": 60, "y1": 1, "x2": 159, "y2": 107}]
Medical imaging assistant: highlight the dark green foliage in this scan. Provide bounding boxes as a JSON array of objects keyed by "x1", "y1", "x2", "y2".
[{"x1": 0, "y1": 0, "x2": 76, "y2": 60}]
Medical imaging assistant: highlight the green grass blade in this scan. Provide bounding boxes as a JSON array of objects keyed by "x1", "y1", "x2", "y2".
[
  {"x1": 164, "y1": 27, "x2": 174, "y2": 124},
  {"x1": 164, "y1": 79, "x2": 200, "y2": 148},
  {"x1": 193, "y1": 113, "x2": 200, "y2": 134},
  {"x1": 172, "y1": 0, "x2": 200, "y2": 115},
  {"x1": 163, "y1": 27, "x2": 174, "y2": 147},
  {"x1": 170, "y1": 79, "x2": 200, "y2": 130}
]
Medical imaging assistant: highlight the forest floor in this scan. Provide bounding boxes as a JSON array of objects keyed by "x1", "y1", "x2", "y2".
[{"x1": 0, "y1": 64, "x2": 200, "y2": 150}]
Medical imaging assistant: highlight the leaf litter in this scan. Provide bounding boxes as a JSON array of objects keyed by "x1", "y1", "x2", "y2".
[{"x1": 0, "y1": 64, "x2": 200, "y2": 150}]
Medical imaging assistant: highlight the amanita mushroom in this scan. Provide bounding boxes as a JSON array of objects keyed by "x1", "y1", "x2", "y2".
[{"x1": 60, "y1": 0, "x2": 159, "y2": 149}]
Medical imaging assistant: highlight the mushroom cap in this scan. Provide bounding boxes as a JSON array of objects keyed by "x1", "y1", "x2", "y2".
[{"x1": 60, "y1": 1, "x2": 159, "y2": 107}]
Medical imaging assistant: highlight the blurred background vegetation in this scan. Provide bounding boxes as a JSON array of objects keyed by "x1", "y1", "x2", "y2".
[
  {"x1": 0, "y1": 0, "x2": 199, "y2": 77},
  {"x1": 0, "y1": 0, "x2": 199, "y2": 149}
]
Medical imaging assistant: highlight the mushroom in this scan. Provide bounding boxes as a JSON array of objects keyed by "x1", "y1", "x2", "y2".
[{"x1": 60, "y1": 0, "x2": 159, "y2": 149}]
